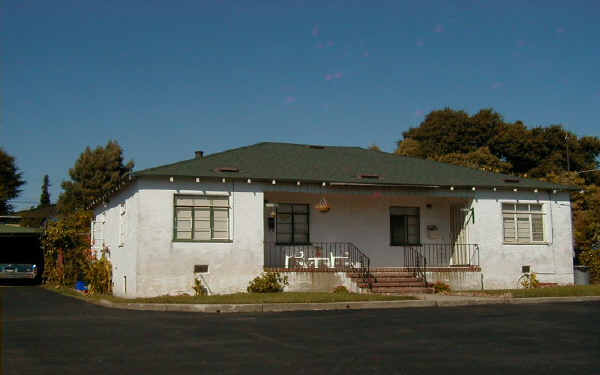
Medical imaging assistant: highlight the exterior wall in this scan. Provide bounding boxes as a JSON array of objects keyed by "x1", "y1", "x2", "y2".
[
  {"x1": 282, "y1": 272, "x2": 363, "y2": 293},
  {"x1": 469, "y1": 191, "x2": 574, "y2": 289},
  {"x1": 93, "y1": 183, "x2": 139, "y2": 297},
  {"x1": 264, "y1": 191, "x2": 466, "y2": 267},
  {"x1": 133, "y1": 178, "x2": 264, "y2": 297}
]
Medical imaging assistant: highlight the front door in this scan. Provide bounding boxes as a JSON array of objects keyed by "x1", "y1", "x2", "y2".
[{"x1": 450, "y1": 204, "x2": 470, "y2": 265}]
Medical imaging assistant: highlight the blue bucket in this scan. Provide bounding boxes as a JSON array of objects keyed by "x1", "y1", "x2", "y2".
[{"x1": 76, "y1": 281, "x2": 88, "y2": 291}]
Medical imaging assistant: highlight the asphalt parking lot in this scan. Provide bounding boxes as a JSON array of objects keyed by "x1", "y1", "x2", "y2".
[{"x1": 2, "y1": 285, "x2": 599, "y2": 375}]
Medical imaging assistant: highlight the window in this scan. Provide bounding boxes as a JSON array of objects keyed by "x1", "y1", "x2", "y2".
[
  {"x1": 390, "y1": 207, "x2": 420, "y2": 245},
  {"x1": 118, "y1": 202, "x2": 126, "y2": 247},
  {"x1": 502, "y1": 203, "x2": 544, "y2": 243},
  {"x1": 174, "y1": 195, "x2": 230, "y2": 241},
  {"x1": 91, "y1": 215, "x2": 104, "y2": 250},
  {"x1": 276, "y1": 204, "x2": 309, "y2": 244}
]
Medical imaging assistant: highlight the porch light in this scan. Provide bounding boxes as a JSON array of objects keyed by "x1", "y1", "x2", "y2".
[
  {"x1": 513, "y1": 188, "x2": 518, "y2": 192},
  {"x1": 472, "y1": 187, "x2": 476, "y2": 191},
  {"x1": 247, "y1": 179, "x2": 252, "y2": 184},
  {"x1": 580, "y1": 189, "x2": 585, "y2": 194},
  {"x1": 272, "y1": 180, "x2": 276, "y2": 184},
  {"x1": 553, "y1": 189, "x2": 557, "y2": 194},
  {"x1": 222, "y1": 178, "x2": 226, "y2": 183},
  {"x1": 534, "y1": 189, "x2": 538, "y2": 193},
  {"x1": 493, "y1": 187, "x2": 497, "y2": 192},
  {"x1": 322, "y1": 182, "x2": 326, "y2": 187},
  {"x1": 450, "y1": 186, "x2": 454, "y2": 191},
  {"x1": 169, "y1": 177, "x2": 174, "y2": 183},
  {"x1": 297, "y1": 181, "x2": 301, "y2": 186},
  {"x1": 196, "y1": 178, "x2": 200, "y2": 183}
]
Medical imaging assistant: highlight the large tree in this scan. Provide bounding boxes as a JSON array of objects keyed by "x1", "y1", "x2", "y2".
[
  {"x1": 40, "y1": 174, "x2": 51, "y2": 207},
  {"x1": 58, "y1": 140, "x2": 134, "y2": 213},
  {"x1": 0, "y1": 148, "x2": 25, "y2": 214}
]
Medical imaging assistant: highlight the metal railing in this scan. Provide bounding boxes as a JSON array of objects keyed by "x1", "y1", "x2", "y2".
[
  {"x1": 264, "y1": 241, "x2": 371, "y2": 281},
  {"x1": 405, "y1": 243, "x2": 480, "y2": 267},
  {"x1": 403, "y1": 246, "x2": 427, "y2": 285}
]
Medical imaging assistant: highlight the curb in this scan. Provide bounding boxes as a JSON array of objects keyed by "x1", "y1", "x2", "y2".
[{"x1": 89, "y1": 295, "x2": 600, "y2": 313}]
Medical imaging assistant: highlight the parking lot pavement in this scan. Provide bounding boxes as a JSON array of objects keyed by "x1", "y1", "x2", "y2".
[{"x1": 2, "y1": 286, "x2": 600, "y2": 375}]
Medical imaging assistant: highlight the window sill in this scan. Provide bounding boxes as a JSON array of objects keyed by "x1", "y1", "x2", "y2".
[
  {"x1": 173, "y1": 239, "x2": 233, "y2": 243},
  {"x1": 502, "y1": 242, "x2": 549, "y2": 246}
]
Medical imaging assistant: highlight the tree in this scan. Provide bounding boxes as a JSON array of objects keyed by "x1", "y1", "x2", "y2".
[
  {"x1": 40, "y1": 175, "x2": 51, "y2": 207},
  {"x1": 433, "y1": 146, "x2": 512, "y2": 174},
  {"x1": 58, "y1": 140, "x2": 134, "y2": 214},
  {"x1": 368, "y1": 144, "x2": 382, "y2": 152},
  {"x1": 0, "y1": 148, "x2": 25, "y2": 214}
]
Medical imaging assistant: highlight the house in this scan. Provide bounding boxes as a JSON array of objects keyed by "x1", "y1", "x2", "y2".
[{"x1": 91, "y1": 142, "x2": 576, "y2": 297}]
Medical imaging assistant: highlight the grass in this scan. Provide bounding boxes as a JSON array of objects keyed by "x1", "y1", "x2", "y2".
[
  {"x1": 479, "y1": 284, "x2": 600, "y2": 298},
  {"x1": 43, "y1": 285, "x2": 417, "y2": 304}
]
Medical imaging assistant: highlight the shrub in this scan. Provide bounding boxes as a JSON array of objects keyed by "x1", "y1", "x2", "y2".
[
  {"x1": 579, "y1": 249, "x2": 600, "y2": 283},
  {"x1": 192, "y1": 278, "x2": 208, "y2": 296},
  {"x1": 333, "y1": 286, "x2": 350, "y2": 294},
  {"x1": 433, "y1": 281, "x2": 451, "y2": 294},
  {"x1": 247, "y1": 272, "x2": 289, "y2": 293},
  {"x1": 87, "y1": 247, "x2": 112, "y2": 295}
]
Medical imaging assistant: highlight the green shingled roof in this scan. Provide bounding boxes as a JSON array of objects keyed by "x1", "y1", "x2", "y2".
[{"x1": 135, "y1": 142, "x2": 573, "y2": 191}]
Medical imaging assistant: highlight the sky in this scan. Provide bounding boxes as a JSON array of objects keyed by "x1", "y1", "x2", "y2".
[{"x1": 2, "y1": 0, "x2": 599, "y2": 210}]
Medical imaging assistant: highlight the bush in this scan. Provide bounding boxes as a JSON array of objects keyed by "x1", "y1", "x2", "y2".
[
  {"x1": 192, "y1": 278, "x2": 208, "y2": 296},
  {"x1": 433, "y1": 281, "x2": 451, "y2": 294},
  {"x1": 333, "y1": 286, "x2": 350, "y2": 294},
  {"x1": 247, "y1": 272, "x2": 289, "y2": 293},
  {"x1": 579, "y1": 249, "x2": 600, "y2": 283},
  {"x1": 87, "y1": 247, "x2": 112, "y2": 295}
]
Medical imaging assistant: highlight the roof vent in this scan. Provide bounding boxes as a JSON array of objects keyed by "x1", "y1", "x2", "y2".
[
  {"x1": 360, "y1": 174, "x2": 380, "y2": 179},
  {"x1": 195, "y1": 151, "x2": 204, "y2": 159},
  {"x1": 504, "y1": 179, "x2": 520, "y2": 183},
  {"x1": 308, "y1": 145, "x2": 325, "y2": 149},
  {"x1": 215, "y1": 167, "x2": 239, "y2": 173}
]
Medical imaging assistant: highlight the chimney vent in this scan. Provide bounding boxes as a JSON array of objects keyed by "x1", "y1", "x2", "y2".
[{"x1": 195, "y1": 151, "x2": 204, "y2": 159}]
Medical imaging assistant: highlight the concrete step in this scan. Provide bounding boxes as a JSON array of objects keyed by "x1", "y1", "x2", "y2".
[
  {"x1": 370, "y1": 287, "x2": 434, "y2": 294},
  {"x1": 347, "y1": 272, "x2": 414, "y2": 278},
  {"x1": 356, "y1": 277, "x2": 422, "y2": 283},
  {"x1": 358, "y1": 281, "x2": 427, "y2": 288}
]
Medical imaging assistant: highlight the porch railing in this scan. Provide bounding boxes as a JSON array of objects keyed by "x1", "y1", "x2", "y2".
[
  {"x1": 405, "y1": 243, "x2": 480, "y2": 268},
  {"x1": 264, "y1": 242, "x2": 371, "y2": 282}
]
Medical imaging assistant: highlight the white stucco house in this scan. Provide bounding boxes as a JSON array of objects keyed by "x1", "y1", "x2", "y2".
[{"x1": 91, "y1": 142, "x2": 576, "y2": 298}]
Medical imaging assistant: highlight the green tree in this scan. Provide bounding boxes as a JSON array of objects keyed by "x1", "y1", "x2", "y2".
[
  {"x1": 58, "y1": 140, "x2": 134, "y2": 214},
  {"x1": 0, "y1": 148, "x2": 25, "y2": 214},
  {"x1": 40, "y1": 175, "x2": 51, "y2": 207},
  {"x1": 433, "y1": 146, "x2": 512, "y2": 174}
]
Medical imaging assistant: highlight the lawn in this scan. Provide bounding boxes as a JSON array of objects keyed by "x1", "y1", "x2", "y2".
[
  {"x1": 44, "y1": 285, "x2": 417, "y2": 304},
  {"x1": 481, "y1": 284, "x2": 600, "y2": 298}
]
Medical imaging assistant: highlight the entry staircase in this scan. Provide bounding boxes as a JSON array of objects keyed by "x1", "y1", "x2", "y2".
[{"x1": 347, "y1": 268, "x2": 433, "y2": 294}]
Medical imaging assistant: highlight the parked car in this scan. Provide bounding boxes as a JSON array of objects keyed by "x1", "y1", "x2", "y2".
[{"x1": 0, "y1": 263, "x2": 38, "y2": 279}]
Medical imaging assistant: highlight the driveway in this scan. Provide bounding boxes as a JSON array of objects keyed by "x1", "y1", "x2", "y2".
[{"x1": 2, "y1": 286, "x2": 599, "y2": 374}]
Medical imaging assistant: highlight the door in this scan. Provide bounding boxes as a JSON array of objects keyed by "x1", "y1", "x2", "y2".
[{"x1": 450, "y1": 204, "x2": 470, "y2": 265}]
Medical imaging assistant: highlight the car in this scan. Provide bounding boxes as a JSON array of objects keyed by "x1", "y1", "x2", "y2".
[{"x1": 0, "y1": 263, "x2": 38, "y2": 279}]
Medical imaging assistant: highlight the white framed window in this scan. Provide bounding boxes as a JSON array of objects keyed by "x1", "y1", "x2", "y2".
[
  {"x1": 173, "y1": 195, "x2": 230, "y2": 241},
  {"x1": 91, "y1": 215, "x2": 104, "y2": 249},
  {"x1": 390, "y1": 207, "x2": 420, "y2": 246},
  {"x1": 502, "y1": 203, "x2": 545, "y2": 244},
  {"x1": 118, "y1": 202, "x2": 126, "y2": 247}
]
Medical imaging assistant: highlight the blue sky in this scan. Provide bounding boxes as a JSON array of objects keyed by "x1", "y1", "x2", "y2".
[{"x1": 2, "y1": 1, "x2": 599, "y2": 210}]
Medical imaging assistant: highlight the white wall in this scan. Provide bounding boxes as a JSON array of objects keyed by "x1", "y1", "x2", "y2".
[
  {"x1": 93, "y1": 183, "x2": 139, "y2": 297},
  {"x1": 469, "y1": 190, "x2": 574, "y2": 289},
  {"x1": 133, "y1": 178, "x2": 264, "y2": 297}
]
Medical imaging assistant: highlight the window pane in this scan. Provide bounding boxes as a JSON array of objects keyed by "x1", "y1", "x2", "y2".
[
  {"x1": 213, "y1": 219, "x2": 228, "y2": 232},
  {"x1": 176, "y1": 207, "x2": 192, "y2": 219},
  {"x1": 530, "y1": 204, "x2": 543, "y2": 212},
  {"x1": 294, "y1": 214, "x2": 308, "y2": 224},
  {"x1": 517, "y1": 214, "x2": 531, "y2": 242},
  {"x1": 277, "y1": 233, "x2": 291, "y2": 243},
  {"x1": 503, "y1": 215, "x2": 516, "y2": 242},
  {"x1": 277, "y1": 213, "x2": 292, "y2": 224},
  {"x1": 213, "y1": 208, "x2": 228, "y2": 220},
  {"x1": 176, "y1": 197, "x2": 194, "y2": 206},
  {"x1": 293, "y1": 233, "x2": 308, "y2": 244},
  {"x1": 502, "y1": 203, "x2": 515, "y2": 211},
  {"x1": 532, "y1": 214, "x2": 544, "y2": 241},
  {"x1": 194, "y1": 208, "x2": 210, "y2": 220},
  {"x1": 193, "y1": 230, "x2": 211, "y2": 240},
  {"x1": 176, "y1": 231, "x2": 192, "y2": 240},
  {"x1": 293, "y1": 223, "x2": 308, "y2": 234},
  {"x1": 191, "y1": 196, "x2": 209, "y2": 206},
  {"x1": 277, "y1": 204, "x2": 292, "y2": 213},
  {"x1": 210, "y1": 197, "x2": 229, "y2": 207},
  {"x1": 516, "y1": 204, "x2": 529, "y2": 212},
  {"x1": 212, "y1": 231, "x2": 229, "y2": 240},
  {"x1": 293, "y1": 204, "x2": 308, "y2": 213},
  {"x1": 390, "y1": 216, "x2": 406, "y2": 244}
]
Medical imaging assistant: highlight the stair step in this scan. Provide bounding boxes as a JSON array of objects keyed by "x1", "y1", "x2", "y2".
[
  {"x1": 371, "y1": 287, "x2": 434, "y2": 294},
  {"x1": 347, "y1": 272, "x2": 414, "y2": 278},
  {"x1": 356, "y1": 277, "x2": 422, "y2": 283},
  {"x1": 359, "y1": 281, "x2": 426, "y2": 288}
]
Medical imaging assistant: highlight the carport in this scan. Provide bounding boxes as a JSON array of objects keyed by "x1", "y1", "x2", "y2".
[{"x1": 0, "y1": 224, "x2": 43, "y2": 281}]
